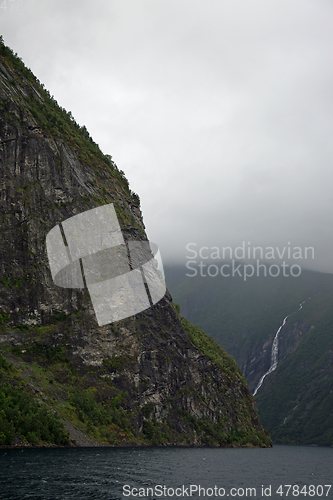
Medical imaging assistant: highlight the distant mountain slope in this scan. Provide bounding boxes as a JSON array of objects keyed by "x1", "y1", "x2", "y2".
[
  {"x1": 165, "y1": 263, "x2": 333, "y2": 445},
  {"x1": 255, "y1": 292, "x2": 333, "y2": 445}
]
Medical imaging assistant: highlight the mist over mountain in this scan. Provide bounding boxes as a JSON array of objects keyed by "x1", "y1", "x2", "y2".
[{"x1": 1, "y1": 1, "x2": 332, "y2": 275}]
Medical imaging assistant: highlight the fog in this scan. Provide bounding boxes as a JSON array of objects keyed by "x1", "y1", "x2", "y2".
[{"x1": 1, "y1": 0, "x2": 333, "y2": 272}]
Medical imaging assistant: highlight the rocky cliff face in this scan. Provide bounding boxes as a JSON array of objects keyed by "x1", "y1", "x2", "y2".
[{"x1": 0, "y1": 40, "x2": 270, "y2": 447}]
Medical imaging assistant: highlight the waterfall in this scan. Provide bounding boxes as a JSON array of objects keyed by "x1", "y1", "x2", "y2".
[{"x1": 253, "y1": 301, "x2": 305, "y2": 396}]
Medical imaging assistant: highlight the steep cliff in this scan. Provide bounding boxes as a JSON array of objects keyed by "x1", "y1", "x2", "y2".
[{"x1": 0, "y1": 38, "x2": 270, "y2": 447}]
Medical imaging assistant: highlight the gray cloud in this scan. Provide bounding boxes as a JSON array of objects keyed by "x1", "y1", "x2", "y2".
[{"x1": 1, "y1": 0, "x2": 333, "y2": 272}]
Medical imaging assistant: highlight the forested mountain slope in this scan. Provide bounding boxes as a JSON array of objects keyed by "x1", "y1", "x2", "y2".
[{"x1": 165, "y1": 263, "x2": 333, "y2": 445}]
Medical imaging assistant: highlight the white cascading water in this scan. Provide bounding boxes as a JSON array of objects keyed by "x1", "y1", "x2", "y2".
[{"x1": 253, "y1": 301, "x2": 305, "y2": 396}]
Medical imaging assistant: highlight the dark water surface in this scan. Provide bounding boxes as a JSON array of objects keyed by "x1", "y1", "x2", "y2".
[{"x1": 0, "y1": 445, "x2": 332, "y2": 500}]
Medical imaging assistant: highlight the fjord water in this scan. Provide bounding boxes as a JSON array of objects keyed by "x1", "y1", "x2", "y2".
[{"x1": 0, "y1": 446, "x2": 332, "y2": 500}]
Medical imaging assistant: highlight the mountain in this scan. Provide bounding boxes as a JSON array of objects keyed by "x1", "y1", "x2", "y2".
[
  {"x1": 0, "y1": 38, "x2": 270, "y2": 448},
  {"x1": 255, "y1": 292, "x2": 333, "y2": 445},
  {"x1": 164, "y1": 262, "x2": 333, "y2": 445}
]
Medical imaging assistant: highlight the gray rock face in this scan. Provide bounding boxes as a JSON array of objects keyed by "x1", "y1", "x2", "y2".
[{"x1": 0, "y1": 45, "x2": 270, "y2": 446}]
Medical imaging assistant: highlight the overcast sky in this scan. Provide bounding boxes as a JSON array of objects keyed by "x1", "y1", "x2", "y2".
[{"x1": 1, "y1": 0, "x2": 333, "y2": 273}]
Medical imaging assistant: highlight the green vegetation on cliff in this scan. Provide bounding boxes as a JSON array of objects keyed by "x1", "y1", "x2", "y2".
[
  {"x1": 173, "y1": 303, "x2": 244, "y2": 382},
  {"x1": 0, "y1": 354, "x2": 69, "y2": 445},
  {"x1": 173, "y1": 305, "x2": 271, "y2": 447},
  {"x1": 0, "y1": 306, "x2": 271, "y2": 447}
]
